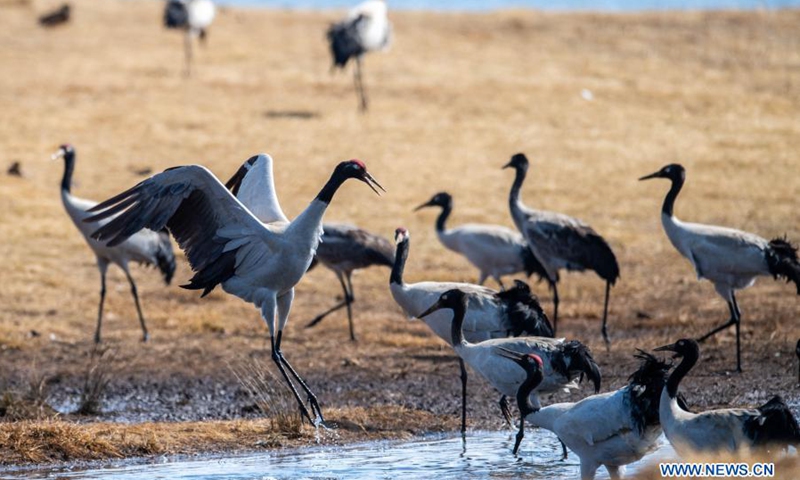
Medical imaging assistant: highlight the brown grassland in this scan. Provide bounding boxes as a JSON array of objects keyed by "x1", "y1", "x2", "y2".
[{"x1": 1, "y1": 0, "x2": 799, "y2": 475}]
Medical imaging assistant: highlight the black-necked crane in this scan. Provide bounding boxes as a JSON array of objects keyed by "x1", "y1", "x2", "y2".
[
  {"x1": 654, "y1": 338, "x2": 800, "y2": 456},
  {"x1": 417, "y1": 288, "x2": 601, "y2": 431},
  {"x1": 86, "y1": 156, "x2": 384, "y2": 425},
  {"x1": 54, "y1": 145, "x2": 176, "y2": 343},
  {"x1": 390, "y1": 228, "x2": 554, "y2": 431},
  {"x1": 304, "y1": 224, "x2": 394, "y2": 341},
  {"x1": 640, "y1": 164, "x2": 800, "y2": 372},
  {"x1": 164, "y1": 0, "x2": 215, "y2": 76},
  {"x1": 327, "y1": 0, "x2": 391, "y2": 111},
  {"x1": 414, "y1": 191, "x2": 548, "y2": 289},
  {"x1": 503, "y1": 348, "x2": 672, "y2": 480},
  {"x1": 503, "y1": 153, "x2": 620, "y2": 348},
  {"x1": 224, "y1": 155, "x2": 394, "y2": 342}
]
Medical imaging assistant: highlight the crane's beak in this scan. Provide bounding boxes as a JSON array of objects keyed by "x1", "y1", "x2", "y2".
[
  {"x1": 361, "y1": 171, "x2": 385, "y2": 196},
  {"x1": 638, "y1": 170, "x2": 663, "y2": 181},
  {"x1": 418, "y1": 298, "x2": 445, "y2": 319},
  {"x1": 494, "y1": 346, "x2": 527, "y2": 366},
  {"x1": 51, "y1": 148, "x2": 66, "y2": 161},
  {"x1": 501, "y1": 160, "x2": 514, "y2": 169},
  {"x1": 413, "y1": 199, "x2": 435, "y2": 211},
  {"x1": 654, "y1": 342, "x2": 681, "y2": 358}
]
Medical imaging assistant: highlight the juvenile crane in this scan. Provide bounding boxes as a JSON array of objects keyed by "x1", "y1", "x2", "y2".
[
  {"x1": 327, "y1": 0, "x2": 391, "y2": 111},
  {"x1": 304, "y1": 224, "x2": 394, "y2": 341},
  {"x1": 54, "y1": 145, "x2": 175, "y2": 343},
  {"x1": 503, "y1": 348, "x2": 673, "y2": 480},
  {"x1": 640, "y1": 164, "x2": 800, "y2": 372},
  {"x1": 418, "y1": 288, "x2": 601, "y2": 429},
  {"x1": 415, "y1": 191, "x2": 547, "y2": 288},
  {"x1": 504, "y1": 153, "x2": 620, "y2": 346},
  {"x1": 164, "y1": 0, "x2": 216, "y2": 76},
  {"x1": 654, "y1": 339, "x2": 800, "y2": 456},
  {"x1": 86, "y1": 155, "x2": 384, "y2": 425},
  {"x1": 224, "y1": 155, "x2": 394, "y2": 342},
  {"x1": 390, "y1": 228, "x2": 553, "y2": 431}
]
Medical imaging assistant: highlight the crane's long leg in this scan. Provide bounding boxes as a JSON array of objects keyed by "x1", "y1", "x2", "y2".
[
  {"x1": 512, "y1": 411, "x2": 525, "y2": 455},
  {"x1": 732, "y1": 292, "x2": 742, "y2": 373},
  {"x1": 458, "y1": 357, "x2": 468, "y2": 433},
  {"x1": 494, "y1": 276, "x2": 507, "y2": 291},
  {"x1": 550, "y1": 280, "x2": 560, "y2": 336},
  {"x1": 560, "y1": 439, "x2": 569, "y2": 460},
  {"x1": 305, "y1": 271, "x2": 348, "y2": 329},
  {"x1": 263, "y1": 294, "x2": 314, "y2": 424},
  {"x1": 122, "y1": 266, "x2": 148, "y2": 342},
  {"x1": 697, "y1": 298, "x2": 738, "y2": 342},
  {"x1": 184, "y1": 30, "x2": 193, "y2": 77},
  {"x1": 94, "y1": 259, "x2": 109, "y2": 344},
  {"x1": 354, "y1": 56, "x2": 368, "y2": 112},
  {"x1": 601, "y1": 281, "x2": 611, "y2": 351},
  {"x1": 275, "y1": 291, "x2": 326, "y2": 424},
  {"x1": 343, "y1": 272, "x2": 356, "y2": 341}
]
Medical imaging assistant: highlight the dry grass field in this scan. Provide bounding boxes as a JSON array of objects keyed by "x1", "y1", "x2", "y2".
[{"x1": 1, "y1": 0, "x2": 799, "y2": 472}]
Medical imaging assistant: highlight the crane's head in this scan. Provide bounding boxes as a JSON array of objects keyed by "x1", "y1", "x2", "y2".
[
  {"x1": 639, "y1": 163, "x2": 685, "y2": 183},
  {"x1": 495, "y1": 346, "x2": 544, "y2": 373},
  {"x1": 502, "y1": 152, "x2": 529, "y2": 171},
  {"x1": 654, "y1": 338, "x2": 698, "y2": 359},
  {"x1": 336, "y1": 159, "x2": 385, "y2": 196},
  {"x1": 414, "y1": 191, "x2": 452, "y2": 212},
  {"x1": 394, "y1": 227, "x2": 409, "y2": 245},
  {"x1": 418, "y1": 288, "x2": 468, "y2": 318},
  {"x1": 51, "y1": 144, "x2": 74, "y2": 160}
]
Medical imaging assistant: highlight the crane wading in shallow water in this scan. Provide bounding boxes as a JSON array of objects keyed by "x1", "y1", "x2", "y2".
[
  {"x1": 164, "y1": 0, "x2": 216, "y2": 76},
  {"x1": 654, "y1": 339, "x2": 800, "y2": 456},
  {"x1": 504, "y1": 153, "x2": 620, "y2": 348},
  {"x1": 327, "y1": 0, "x2": 391, "y2": 111},
  {"x1": 389, "y1": 228, "x2": 554, "y2": 433},
  {"x1": 504, "y1": 348, "x2": 674, "y2": 480},
  {"x1": 414, "y1": 191, "x2": 548, "y2": 289},
  {"x1": 86, "y1": 155, "x2": 384, "y2": 425},
  {"x1": 640, "y1": 164, "x2": 800, "y2": 372},
  {"x1": 54, "y1": 145, "x2": 176, "y2": 343}
]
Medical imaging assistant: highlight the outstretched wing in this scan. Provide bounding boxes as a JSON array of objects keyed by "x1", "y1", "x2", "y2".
[
  {"x1": 226, "y1": 154, "x2": 289, "y2": 224},
  {"x1": 87, "y1": 165, "x2": 275, "y2": 296}
]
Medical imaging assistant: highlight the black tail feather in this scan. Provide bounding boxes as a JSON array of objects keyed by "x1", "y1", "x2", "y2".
[
  {"x1": 155, "y1": 229, "x2": 176, "y2": 285},
  {"x1": 497, "y1": 280, "x2": 553, "y2": 337},
  {"x1": 628, "y1": 350, "x2": 673, "y2": 435},
  {"x1": 520, "y1": 246, "x2": 549, "y2": 283},
  {"x1": 327, "y1": 15, "x2": 367, "y2": 68},
  {"x1": 744, "y1": 395, "x2": 800, "y2": 449},
  {"x1": 766, "y1": 237, "x2": 800, "y2": 295},
  {"x1": 560, "y1": 340, "x2": 601, "y2": 394}
]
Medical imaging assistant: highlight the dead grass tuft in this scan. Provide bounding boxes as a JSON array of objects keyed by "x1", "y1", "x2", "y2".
[
  {"x1": 0, "y1": 365, "x2": 57, "y2": 422},
  {"x1": 75, "y1": 347, "x2": 115, "y2": 416}
]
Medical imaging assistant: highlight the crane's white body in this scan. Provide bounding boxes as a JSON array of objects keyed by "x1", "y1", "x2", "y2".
[
  {"x1": 187, "y1": 0, "x2": 215, "y2": 33},
  {"x1": 661, "y1": 214, "x2": 770, "y2": 299},
  {"x1": 346, "y1": 0, "x2": 391, "y2": 52},
  {"x1": 437, "y1": 224, "x2": 531, "y2": 285},
  {"x1": 455, "y1": 336, "x2": 579, "y2": 405},
  {"x1": 528, "y1": 389, "x2": 662, "y2": 480},
  {"x1": 63, "y1": 191, "x2": 169, "y2": 269},
  {"x1": 659, "y1": 389, "x2": 757, "y2": 457}
]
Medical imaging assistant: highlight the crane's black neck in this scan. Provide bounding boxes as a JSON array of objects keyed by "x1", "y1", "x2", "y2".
[
  {"x1": 61, "y1": 150, "x2": 75, "y2": 193},
  {"x1": 450, "y1": 299, "x2": 467, "y2": 346},
  {"x1": 508, "y1": 165, "x2": 527, "y2": 210},
  {"x1": 390, "y1": 239, "x2": 409, "y2": 285},
  {"x1": 666, "y1": 347, "x2": 698, "y2": 398},
  {"x1": 661, "y1": 175, "x2": 684, "y2": 217},
  {"x1": 516, "y1": 368, "x2": 543, "y2": 418},
  {"x1": 315, "y1": 170, "x2": 348, "y2": 204},
  {"x1": 435, "y1": 201, "x2": 452, "y2": 232}
]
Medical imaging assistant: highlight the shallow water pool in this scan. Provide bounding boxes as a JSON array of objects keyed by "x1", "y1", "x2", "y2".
[{"x1": 1, "y1": 430, "x2": 676, "y2": 479}]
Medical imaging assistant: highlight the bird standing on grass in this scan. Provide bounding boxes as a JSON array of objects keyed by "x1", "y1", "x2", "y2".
[
  {"x1": 164, "y1": 0, "x2": 216, "y2": 76},
  {"x1": 417, "y1": 288, "x2": 601, "y2": 432},
  {"x1": 504, "y1": 153, "x2": 620, "y2": 347},
  {"x1": 327, "y1": 0, "x2": 391, "y2": 112},
  {"x1": 54, "y1": 145, "x2": 175, "y2": 343},
  {"x1": 640, "y1": 164, "x2": 800, "y2": 372},
  {"x1": 86, "y1": 154, "x2": 384, "y2": 426},
  {"x1": 654, "y1": 338, "x2": 800, "y2": 456},
  {"x1": 503, "y1": 348, "x2": 672, "y2": 480},
  {"x1": 414, "y1": 191, "x2": 548, "y2": 289},
  {"x1": 390, "y1": 228, "x2": 554, "y2": 432},
  {"x1": 303, "y1": 224, "x2": 394, "y2": 341}
]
